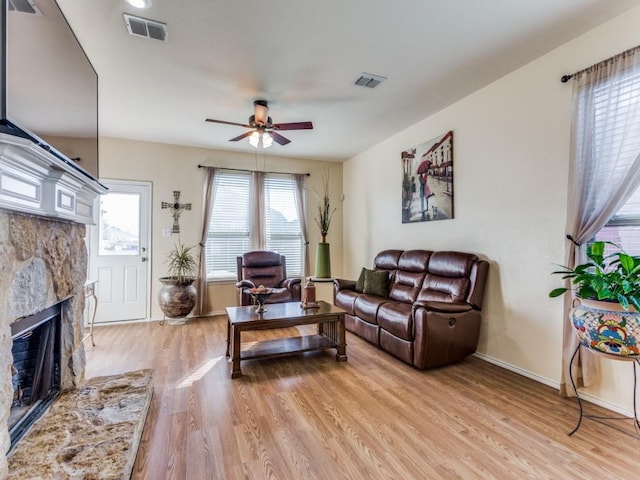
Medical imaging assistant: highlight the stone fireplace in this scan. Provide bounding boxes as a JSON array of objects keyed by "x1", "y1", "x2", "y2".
[
  {"x1": 0, "y1": 134, "x2": 106, "y2": 477},
  {"x1": 9, "y1": 301, "x2": 62, "y2": 447}
]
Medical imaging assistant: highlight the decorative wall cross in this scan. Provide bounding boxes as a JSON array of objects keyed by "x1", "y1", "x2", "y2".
[{"x1": 161, "y1": 191, "x2": 191, "y2": 234}]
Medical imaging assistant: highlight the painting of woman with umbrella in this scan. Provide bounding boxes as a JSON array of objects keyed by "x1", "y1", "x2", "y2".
[{"x1": 401, "y1": 131, "x2": 454, "y2": 223}]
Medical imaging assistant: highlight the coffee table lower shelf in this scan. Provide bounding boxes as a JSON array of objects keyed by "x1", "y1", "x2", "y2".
[{"x1": 240, "y1": 334, "x2": 342, "y2": 360}]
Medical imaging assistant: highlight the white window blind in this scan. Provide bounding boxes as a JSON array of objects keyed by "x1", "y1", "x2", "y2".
[
  {"x1": 264, "y1": 175, "x2": 303, "y2": 277},
  {"x1": 205, "y1": 171, "x2": 304, "y2": 279},
  {"x1": 592, "y1": 64, "x2": 640, "y2": 254},
  {"x1": 206, "y1": 171, "x2": 251, "y2": 279}
]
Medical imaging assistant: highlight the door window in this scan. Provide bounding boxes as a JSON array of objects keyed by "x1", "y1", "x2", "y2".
[{"x1": 98, "y1": 193, "x2": 141, "y2": 256}]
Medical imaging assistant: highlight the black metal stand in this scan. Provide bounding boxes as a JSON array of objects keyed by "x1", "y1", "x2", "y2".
[{"x1": 568, "y1": 344, "x2": 640, "y2": 438}]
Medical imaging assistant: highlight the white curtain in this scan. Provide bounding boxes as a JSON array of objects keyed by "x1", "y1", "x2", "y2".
[
  {"x1": 195, "y1": 167, "x2": 216, "y2": 316},
  {"x1": 561, "y1": 46, "x2": 640, "y2": 395},
  {"x1": 294, "y1": 174, "x2": 309, "y2": 278},
  {"x1": 250, "y1": 171, "x2": 265, "y2": 250}
]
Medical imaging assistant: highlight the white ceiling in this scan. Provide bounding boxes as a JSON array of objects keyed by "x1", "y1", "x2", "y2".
[{"x1": 55, "y1": 0, "x2": 640, "y2": 162}]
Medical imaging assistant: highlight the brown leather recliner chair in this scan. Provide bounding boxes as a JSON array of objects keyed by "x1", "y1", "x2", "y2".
[{"x1": 235, "y1": 251, "x2": 302, "y2": 306}]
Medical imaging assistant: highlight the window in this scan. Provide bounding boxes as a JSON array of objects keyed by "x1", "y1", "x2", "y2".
[
  {"x1": 205, "y1": 171, "x2": 251, "y2": 279},
  {"x1": 205, "y1": 171, "x2": 304, "y2": 280},
  {"x1": 596, "y1": 188, "x2": 640, "y2": 255},
  {"x1": 263, "y1": 176, "x2": 303, "y2": 273},
  {"x1": 591, "y1": 64, "x2": 640, "y2": 254}
]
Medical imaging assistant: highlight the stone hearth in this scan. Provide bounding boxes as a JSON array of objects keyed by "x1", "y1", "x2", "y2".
[
  {"x1": 0, "y1": 211, "x2": 89, "y2": 477},
  {"x1": 7, "y1": 369, "x2": 153, "y2": 479}
]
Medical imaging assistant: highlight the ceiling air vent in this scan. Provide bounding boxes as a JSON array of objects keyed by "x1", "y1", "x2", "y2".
[
  {"x1": 8, "y1": 0, "x2": 41, "y2": 14},
  {"x1": 123, "y1": 13, "x2": 167, "y2": 41},
  {"x1": 354, "y1": 73, "x2": 387, "y2": 88}
]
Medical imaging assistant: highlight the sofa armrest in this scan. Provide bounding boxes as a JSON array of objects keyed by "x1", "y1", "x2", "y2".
[
  {"x1": 282, "y1": 277, "x2": 302, "y2": 289},
  {"x1": 236, "y1": 279, "x2": 256, "y2": 289},
  {"x1": 412, "y1": 301, "x2": 473, "y2": 314},
  {"x1": 333, "y1": 278, "x2": 357, "y2": 291}
]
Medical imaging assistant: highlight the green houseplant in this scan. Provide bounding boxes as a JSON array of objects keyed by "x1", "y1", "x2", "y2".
[
  {"x1": 549, "y1": 240, "x2": 640, "y2": 357},
  {"x1": 549, "y1": 240, "x2": 640, "y2": 311},
  {"x1": 165, "y1": 243, "x2": 198, "y2": 283},
  {"x1": 158, "y1": 242, "x2": 198, "y2": 324}
]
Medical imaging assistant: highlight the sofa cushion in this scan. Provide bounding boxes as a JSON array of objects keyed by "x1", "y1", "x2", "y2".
[
  {"x1": 378, "y1": 302, "x2": 414, "y2": 341},
  {"x1": 355, "y1": 267, "x2": 367, "y2": 293},
  {"x1": 428, "y1": 251, "x2": 477, "y2": 277},
  {"x1": 264, "y1": 288, "x2": 293, "y2": 303},
  {"x1": 335, "y1": 289, "x2": 359, "y2": 316},
  {"x1": 398, "y1": 250, "x2": 432, "y2": 271},
  {"x1": 363, "y1": 269, "x2": 390, "y2": 297},
  {"x1": 418, "y1": 275, "x2": 470, "y2": 303},
  {"x1": 374, "y1": 250, "x2": 402, "y2": 270},
  {"x1": 354, "y1": 294, "x2": 389, "y2": 325},
  {"x1": 389, "y1": 270, "x2": 426, "y2": 304}
]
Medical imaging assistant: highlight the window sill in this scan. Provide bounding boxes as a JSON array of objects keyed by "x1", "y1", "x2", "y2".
[{"x1": 206, "y1": 277, "x2": 237, "y2": 285}]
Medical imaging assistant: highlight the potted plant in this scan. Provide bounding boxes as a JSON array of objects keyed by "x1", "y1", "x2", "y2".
[
  {"x1": 313, "y1": 170, "x2": 336, "y2": 278},
  {"x1": 158, "y1": 242, "x2": 198, "y2": 325},
  {"x1": 549, "y1": 240, "x2": 640, "y2": 356}
]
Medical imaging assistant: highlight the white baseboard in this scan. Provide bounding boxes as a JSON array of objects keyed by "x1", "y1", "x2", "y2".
[
  {"x1": 473, "y1": 352, "x2": 635, "y2": 418},
  {"x1": 90, "y1": 312, "x2": 221, "y2": 328},
  {"x1": 89, "y1": 318, "x2": 154, "y2": 327}
]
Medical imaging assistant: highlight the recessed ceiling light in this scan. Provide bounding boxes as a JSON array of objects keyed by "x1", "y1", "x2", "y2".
[{"x1": 125, "y1": 0, "x2": 152, "y2": 8}]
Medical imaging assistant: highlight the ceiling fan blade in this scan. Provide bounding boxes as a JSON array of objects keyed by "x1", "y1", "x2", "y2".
[
  {"x1": 229, "y1": 131, "x2": 254, "y2": 142},
  {"x1": 270, "y1": 131, "x2": 291, "y2": 145},
  {"x1": 206, "y1": 118, "x2": 252, "y2": 128},
  {"x1": 273, "y1": 121, "x2": 313, "y2": 131}
]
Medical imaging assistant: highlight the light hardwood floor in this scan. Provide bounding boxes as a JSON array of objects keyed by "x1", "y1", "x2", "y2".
[{"x1": 85, "y1": 316, "x2": 640, "y2": 480}]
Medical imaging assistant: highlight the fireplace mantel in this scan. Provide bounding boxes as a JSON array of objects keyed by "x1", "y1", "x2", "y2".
[{"x1": 0, "y1": 133, "x2": 107, "y2": 224}]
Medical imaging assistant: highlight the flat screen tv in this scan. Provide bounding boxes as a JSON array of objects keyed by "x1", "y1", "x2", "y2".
[{"x1": 0, "y1": 0, "x2": 99, "y2": 180}]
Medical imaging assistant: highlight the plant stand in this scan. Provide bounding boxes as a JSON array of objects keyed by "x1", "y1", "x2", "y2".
[{"x1": 568, "y1": 344, "x2": 640, "y2": 438}]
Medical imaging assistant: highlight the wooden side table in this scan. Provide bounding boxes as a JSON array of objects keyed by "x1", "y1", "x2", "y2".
[
  {"x1": 83, "y1": 280, "x2": 98, "y2": 346},
  {"x1": 308, "y1": 277, "x2": 336, "y2": 303}
]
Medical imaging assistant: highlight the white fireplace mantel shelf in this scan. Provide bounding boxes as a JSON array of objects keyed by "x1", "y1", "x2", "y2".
[{"x1": 0, "y1": 133, "x2": 106, "y2": 224}]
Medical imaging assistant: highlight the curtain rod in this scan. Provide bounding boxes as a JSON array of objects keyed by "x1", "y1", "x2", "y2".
[
  {"x1": 560, "y1": 44, "x2": 640, "y2": 83},
  {"x1": 197, "y1": 165, "x2": 310, "y2": 176}
]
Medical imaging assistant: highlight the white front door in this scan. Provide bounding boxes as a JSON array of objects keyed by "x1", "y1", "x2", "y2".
[{"x1": 89, "y1": 180, "x2": 151, "y2": 322}]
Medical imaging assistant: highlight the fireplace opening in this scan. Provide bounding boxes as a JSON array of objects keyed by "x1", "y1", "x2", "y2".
[{"x1": 9, "y1": 302, "x2": 62, "y2": 450}]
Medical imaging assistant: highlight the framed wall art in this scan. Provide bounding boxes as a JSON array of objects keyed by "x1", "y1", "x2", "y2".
[{"x1": 401, "y1": 131, "x2": 453, "y2": 223}]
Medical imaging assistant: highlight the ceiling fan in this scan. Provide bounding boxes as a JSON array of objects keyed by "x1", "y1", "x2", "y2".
[{"x1": 205, "y1": 100, "x2": 313, "y2": 147}]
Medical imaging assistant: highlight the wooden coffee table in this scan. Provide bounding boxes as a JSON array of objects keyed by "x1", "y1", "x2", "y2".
[{"x1": 225, "y1": 300, "x2": 347, "y2": 378}]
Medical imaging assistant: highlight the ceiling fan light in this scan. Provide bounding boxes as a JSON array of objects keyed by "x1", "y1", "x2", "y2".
[
  {"x1": 262, "y1": 132, "x2": 273, "y2": 149},
  {"x1": 248, "y1": 131, "x2": 260, "y2": 148},
  {"x1": 125, "y1": 0, "x2": 151, "y2": 8}
]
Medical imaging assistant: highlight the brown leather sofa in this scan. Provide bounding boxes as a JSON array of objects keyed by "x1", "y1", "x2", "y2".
[
  {"x1": 334, "y1": 249, "x2": 489, "y2": 369},
  {"x1": 236, "y1": 251, "x2": 302, "y2": 306}
]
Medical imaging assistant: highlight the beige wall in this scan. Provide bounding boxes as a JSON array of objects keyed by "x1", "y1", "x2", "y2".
[
  {"x1": 43, "y1": 135, "x2": 99, "y2": 178},
  {"x1": 97, "y1": 137, "x2": 343, "y2": 318},
  {"x1": 342, "y1": 7, "x2": 640, "y2": 413}
]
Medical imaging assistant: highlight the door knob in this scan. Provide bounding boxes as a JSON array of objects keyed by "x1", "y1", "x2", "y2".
[{"x1": 141, "y1": 257, "x2": 148, "y2": 262}]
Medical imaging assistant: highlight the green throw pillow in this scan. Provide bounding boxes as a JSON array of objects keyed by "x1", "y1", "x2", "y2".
[
  {"x1": 355, "y1": 267, "x2": 368, "y2": 293},
  {"x1": 363, "y1": 269, "x2": 390, "y2": 297}
]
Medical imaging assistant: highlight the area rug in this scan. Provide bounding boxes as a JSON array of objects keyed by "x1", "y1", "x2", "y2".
[{"x1": 7, "y1": 369, "x2": 153, "y2": 480}]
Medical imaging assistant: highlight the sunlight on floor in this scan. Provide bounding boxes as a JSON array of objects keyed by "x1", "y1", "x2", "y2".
[{"x1": 176, "y1": 356, "x2": 224, "y2": 388}]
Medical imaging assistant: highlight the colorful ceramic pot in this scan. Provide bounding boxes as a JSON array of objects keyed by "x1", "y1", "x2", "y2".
[{"x1": 571, "y1": 298, "x2": 640, "y2": 357}]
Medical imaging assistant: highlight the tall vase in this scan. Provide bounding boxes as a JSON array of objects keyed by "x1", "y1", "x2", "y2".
[{"x1": 315, "y1": 242, "x2": 331, "y2": 278}]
